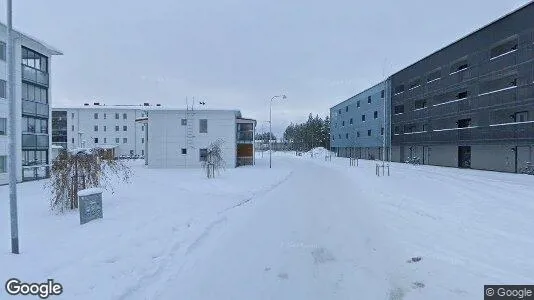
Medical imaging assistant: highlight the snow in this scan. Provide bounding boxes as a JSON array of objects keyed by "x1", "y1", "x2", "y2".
[
  {"x1": 2, "y1": 153, "x2": 534, "y2": 299},
  {"x1": 78, "y1": 188, "x2": 104, "y2": 197}
]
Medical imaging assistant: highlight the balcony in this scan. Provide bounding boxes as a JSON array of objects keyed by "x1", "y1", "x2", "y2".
[
  {"x1": 22, "y1": 65, "x2": 49, "y2": 86},
  {"x1": 237, "y1": 131, "x2": 254, "y2": 143},
  {"x1": 22, "y1": 134, "x2": 49, "y2": 149},
  {"x1": 22, "y1": 100, "x2": 49, "y2": 118}
]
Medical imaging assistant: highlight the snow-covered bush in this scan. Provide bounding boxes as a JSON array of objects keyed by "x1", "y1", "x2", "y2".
[
  {"x1": 47, "y1": 148, "x2": 132, "y2": 213},
  {"x1": 202, "y1": 139, "x2": 226, "y2": 178}
]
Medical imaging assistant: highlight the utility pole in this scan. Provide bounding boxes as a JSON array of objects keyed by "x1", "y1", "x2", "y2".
[{"x1": 7, "y1": 0, "x2": 19, "y2": 254}]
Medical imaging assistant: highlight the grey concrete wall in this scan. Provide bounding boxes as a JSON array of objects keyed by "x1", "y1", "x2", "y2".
[
  {"x1": 471, "y1": 144, "x2": 515, "y2": 172},
  {"x1": 427, "y1": 145, "x2": 458, "y2": 168}
]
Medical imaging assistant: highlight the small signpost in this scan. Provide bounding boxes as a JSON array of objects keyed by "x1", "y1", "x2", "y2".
[{"x1": 78, "y1": 188, "x2": 103, "y2": 225}]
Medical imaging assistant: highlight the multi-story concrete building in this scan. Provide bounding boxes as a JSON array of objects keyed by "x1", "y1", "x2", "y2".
[
  {"x1": 0, "y1": 24, "x2": 62, "y2": 185},
  {"x1": 137, "y1": 109, "x2": 256, "y2": 168},
  {"x1": 330, "y1": 80, "x2": 391, "y2": 159},
  {"x1": 390, "y1": 2, "x2": 534, "y2": 172},
  {"x1": 52, "y1": 103, "x2": 160, "y2": 158}
]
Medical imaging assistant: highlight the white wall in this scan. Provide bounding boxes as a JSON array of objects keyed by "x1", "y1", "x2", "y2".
[
  {"x1": 63, "y1": 107, "x2": 146, "y2": 157},
  {"x1": 148, "y1": 110, "x2": 237, "y2": 168}
]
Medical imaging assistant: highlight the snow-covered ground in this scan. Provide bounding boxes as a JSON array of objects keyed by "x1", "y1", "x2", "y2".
[{"x1": 2, "y1": 152, "x2": 534, "y2": 299}]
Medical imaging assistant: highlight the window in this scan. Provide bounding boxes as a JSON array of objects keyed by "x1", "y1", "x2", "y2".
[
  {"x1": 94, "y1": 125, "x2": 98, "y2": 132},
  {"x1": 345, "y1": 133, "x2": 349, "y2": 139},
  {"x1": 130, "y1": 150, "x2": 134, "y2": 155},
  {"x1": 427, "y1": 69, "x2": 441, "y2": 82},
  {"x1": 0, "y1": 41, "x2": 5, "y2": 61},
  {"x1": 342, "y1": 121, "x2": 345, "y2": 126},
  {"x1": 490, "y1": 38, "x2": 518, "y2": 59},
  {"x1": 123, "y1": 138, "x2": 127, "y2": 143},
  {"x1": 141, "y1": 126, "x2": 144, "y2": 131},
  {"x1": 457, "y1": 91, "x2": 468, "y2": 99},
  {"x1": 367, "y1": 130, "x2": 372, "y2": 136},
  {"x1": 394, "y1": 85, "x2": 405, "y2": 94},
  {"x1": 71, "y1": 125, "x2": 74, "y2": 131},
  {"x1": 103, "y1": 126, "x2": 107, "y2": 132},
  {"x1": 0, "y1": 156, "x2": 6, "y2": 173},
  {"x1": 404, "y1": 124, "x2": 417, "y2": 133},
  {"x1": 414, "y1": 99, "x2": 427, "y2": 110},
  {"x1": 409, "y1": 78, "x2": 421, "y2": 90},
  {"x1": 71, "y1": 113, "x2": 74, "y2": 119},
  {"x1": 94, "y1": 138, "x2": 99, "y2": 144},
  {"x1": 141, "y1": 138, "x2": 145, "y2": 144},
  {"x1": 199, "y1": 119, "x2": 208, "y2": 133},
  {"x1": 22, "y1": 47, "x2": 48, "y2": 72},
  {"x1": 181, "y1": 119, "x2": 187, "y2": 126},
  {"x1": 345, "y1": 106, "x2": 348, "y2": 112},
  {"x1": 94, "y1": 113, "x2": 99, "y2": 119},
  {"x1": 381, "y1": 127, "x2": 384, "y2": 136},
  {"x1": 457, "y1": 118, "x2": 471, "y2": 128},
  {"x1": 123, "y1": 113, "x2": 127, "y2": 120},
  {"x1": 394, "y1": 105, "x2": 404, "y2": 114},
  {"x1": 381, "y1": 90, "x2": 385, "y2": 98},
  {"x1": 22, "y1": 117, "x2": 35, "y2": 132},
  {"x1": 367, "y1": 96, "x2": 371, "y2": 104},
  {"x1": 362, "y1": 115, "x2": 366, "y2": 122},
  {"x1": 199, "y1": 148, "x2": 208, "y2": 161},
  {"x1": 115, "y1": 113, "x2": 119, "y2": 119},
  {"x1": 115, "y1": 138, "x2": 120, "y2": 143},
  {"x1": 338, "y1": 109, "x2": 341, "y2": 115},
  {"x1": 357, "y1": 101, "x2": 360, "y2": 108},
  {"x1": 374, "y1": 111, "x2": 378, "y2": 119},
  {"x1": 338, "y1": 134, "x2": 341, "y2": 139},
  {"x1": 422, "y1": 124, "x2": 428, "y2": 131},
  {"x1": 356, "y1": 131, "x2": 360, "y2": 137},
  {"x1": 104, "y1": 138, "x2": 107, "y2": 143},
  {"x1": 479, "y1": 75, "x2": 517, "y2": 95},
  {"x1": 71, "y1": 138, "x2": 74, "y2": 144},
  {"x1": 141, "y1": 150, "x2": 144, "y2": 156},
  {"x1": 123, "y1": 126, "x2": 127, "y2": 131},
  {"x1": 394, "y1": 126, "x2": 400, "y2": 134},
  {"x1": 349, "y1": 118, "x2": 353, "y2": 125},
  {"x1": 515, "y1": 111, "x2": 528, "y2": 122},
  {"x1": 0, "y1": 118, "x2": 5, "y2": 135},
  {"x1": 21, "y1": 83, "x2": 48, "y2": 103},
  {"x1": 103, "y1": 113, "x2": 107, "y2": 119},
  {"x1": 115, "y1": 126, "x2": 119, "y2": 132},
  {"x1": 451, "y1": 59, "x2": 469, "y2": 74},
  {"x1": 0, "y1": 80, "x2": 6, "y2": 98}
]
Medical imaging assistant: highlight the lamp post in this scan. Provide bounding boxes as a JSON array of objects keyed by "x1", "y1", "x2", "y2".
[
  {"x1": 269, "y1": 95, "x2": 286, "y2": 168},
  {"x1": 7, "y1": 0, "x2": 19, "y2": 254}
]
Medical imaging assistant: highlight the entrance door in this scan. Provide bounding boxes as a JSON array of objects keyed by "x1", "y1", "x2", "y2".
[
  {"x1": 458, "y1": 146, "x2": 471, "y2": 168},
  {"x1": 422, "y1": 146, "x2": 430, "y2": 165}
]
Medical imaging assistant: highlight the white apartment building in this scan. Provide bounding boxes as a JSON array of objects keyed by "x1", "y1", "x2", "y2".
[
  {"x1": 0, "y1": 24, "x2": 62, "y2": 185},
  {"x1": 52, "y1": 103, "x2": 159, "y2": 158},
  {"x1": 137, "y1": 109, "x2": 256, "y2": 168}
]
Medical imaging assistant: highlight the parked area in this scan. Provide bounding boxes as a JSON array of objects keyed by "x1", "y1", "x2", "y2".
[{"x1": 1, "y1": 152, "x2": 533, "y2": 299}]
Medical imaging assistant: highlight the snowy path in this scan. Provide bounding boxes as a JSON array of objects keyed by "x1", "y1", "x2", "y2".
[{"x1": 137, "y1": 158, "x2": 415, "y2": 300}]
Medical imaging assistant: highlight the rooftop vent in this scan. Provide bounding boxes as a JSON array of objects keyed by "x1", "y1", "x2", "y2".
[
  {"x1": 156, "y1": 104, "x2": 161, "y2": 107},
  {"x1": 94, "y1": 102, "x2": 100, "y2": 106},
  {"x1": 83, "y1": 103, "x2": 89, "y2": 106},
  {"x1": 143, "y1": 102, "x2": 150, "y2": 106}
]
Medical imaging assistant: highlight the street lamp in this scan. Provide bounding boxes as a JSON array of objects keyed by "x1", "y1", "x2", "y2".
[{"x1": 269, "y1": 95, "x2": 287, "y2": 168}]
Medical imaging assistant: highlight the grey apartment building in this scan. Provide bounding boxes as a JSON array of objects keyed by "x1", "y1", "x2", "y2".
[
  {"x1": 390, "y1": 2, "x2": 534, "y2": 173},
  {"x1": 330, "y1": 81, "x2": 391, "y2": 159}
]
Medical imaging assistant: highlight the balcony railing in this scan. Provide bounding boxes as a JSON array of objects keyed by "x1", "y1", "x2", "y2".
[
  {"x1": 237, "y1": 131, "x2": 254, "y2": 142},
  {"x1": 237, "y1": 156, "x2": 254, "y2": 166},
  {"x1": 22, "y1": 100, "x2": 49, "y2": 117},
  {"x1": 22, "y1": 65, "x2": 49, "y2": 86},
  {"x1": 22, "y1": 165, "x2": 50, "y2": 181},
  {"x1": 22, "y1": 134, "x2": 49, "y2": 149}
]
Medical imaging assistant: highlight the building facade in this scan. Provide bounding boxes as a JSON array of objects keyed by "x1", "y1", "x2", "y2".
[
  {"x1": 140, "y1": 109, "x2": 255, "y2": 168},
  {"x1": 390, "y1": 2, "x2": 534, "y2": 172},
  {"x1": 52, "y1": 104, "x2": 154, "y2": 158},
  {"x1": 0, "y1": 25, "x2": 62, "y2": 185},
  {"x1": 330, "y1": 80, "x2": 391, "y2": 159}
]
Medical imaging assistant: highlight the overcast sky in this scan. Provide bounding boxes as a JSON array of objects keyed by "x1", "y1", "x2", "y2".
[{"x1": 0, "y1": 0, "x2": 529, "y2": 136}]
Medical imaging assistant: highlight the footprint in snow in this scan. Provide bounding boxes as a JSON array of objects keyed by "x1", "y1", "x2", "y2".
[{"x1": 406, "y1": 256, "x2": 422, "y2": 263}]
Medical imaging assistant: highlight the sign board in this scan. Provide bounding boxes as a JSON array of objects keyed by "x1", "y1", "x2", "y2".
[{"x1": 78, "y1": 190, "x2": 103, "y2": 225}]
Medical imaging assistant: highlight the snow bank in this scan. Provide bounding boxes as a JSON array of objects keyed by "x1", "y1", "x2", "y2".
[{"x1": 304, "y1": 147, "x2": 334, "y2": 158}]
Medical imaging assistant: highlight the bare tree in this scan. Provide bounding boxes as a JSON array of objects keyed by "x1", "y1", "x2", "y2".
[
  {"x1": 47, "y1": 148, "x2": 132, "y2": 213},
  {"x1": 202, "y1": 139, "x2": 226, "y2": 178}
]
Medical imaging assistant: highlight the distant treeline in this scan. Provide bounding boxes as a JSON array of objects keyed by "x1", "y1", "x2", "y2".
[{"x1": 283, "y1": 114, "x2": 330, "y2": 152}]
